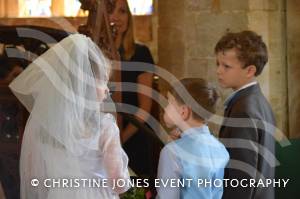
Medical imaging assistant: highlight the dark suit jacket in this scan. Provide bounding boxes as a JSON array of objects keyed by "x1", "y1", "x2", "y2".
[{"x1": 219, "y1": 84, "x2": 276, "y2": 199}]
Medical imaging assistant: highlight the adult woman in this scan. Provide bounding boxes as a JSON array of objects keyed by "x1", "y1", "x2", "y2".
[
  {"x1": 109, "y1": 0, "x2": 158, "y2": 178},
  {"x1": 9, "y1": 34, "x2": 130, "y2": 199}
]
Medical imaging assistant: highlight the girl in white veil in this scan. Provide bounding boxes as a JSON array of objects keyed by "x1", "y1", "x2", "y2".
[{"x1": 9, "y1": 34, "x2": 130, "y2": 199}]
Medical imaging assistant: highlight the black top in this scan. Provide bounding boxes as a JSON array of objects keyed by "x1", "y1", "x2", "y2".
[
  {"x1": 119, "y1": 43, "x2": 154, "y2": 110},
  {"x1": 119, "y1": 44, "x2": 159, "y2": 178}
]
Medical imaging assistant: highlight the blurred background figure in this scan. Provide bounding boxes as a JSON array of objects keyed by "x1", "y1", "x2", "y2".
[{"x1": 109, "y1": 0, "x2": 162, "y2": 183}]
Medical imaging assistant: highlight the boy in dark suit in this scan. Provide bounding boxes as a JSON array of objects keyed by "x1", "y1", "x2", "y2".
[{"x1": 215, "y1": 30, "x2": 276, "y2": 199}]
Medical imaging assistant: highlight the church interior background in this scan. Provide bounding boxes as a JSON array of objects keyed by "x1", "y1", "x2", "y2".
[{"x1": 0, "y1": 0, "x2": 300, "y2": 198}]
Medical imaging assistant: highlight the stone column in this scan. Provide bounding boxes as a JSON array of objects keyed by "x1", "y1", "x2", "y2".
[
  {"x1": 158, "y1": 0, "x2": 185, "y2": 79},
  {"x1": 287, "y1": 0, "x2": 300, "y2": 138},
  {"x1": 248, "y1": 0, "x2": 288, "y2": 136},
  {"x1": 0, "y1": 0, "x2": 5, "y2": 17},
  {"x1": 6, "y1": 0, "x2": 19, "y2": 17}
]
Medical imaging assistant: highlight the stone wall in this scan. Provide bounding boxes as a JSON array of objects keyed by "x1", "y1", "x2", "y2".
[
  {"x1": 287, "y1": 0, "x2": 300, "y2": 138},
  {"x1": 0, "y1": 0, "x2": 18, "y2": 17},
  {"x1": 248, "y1": 0, "x2": 288, "y2": 138},
  {"x1": 158, "y1": 0, "x2": 291, "y2": 136}
]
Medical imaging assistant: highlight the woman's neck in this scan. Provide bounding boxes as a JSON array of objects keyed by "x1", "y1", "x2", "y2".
[{"x1": 114, "y1": 34, "x2": 123, "y2": 49}]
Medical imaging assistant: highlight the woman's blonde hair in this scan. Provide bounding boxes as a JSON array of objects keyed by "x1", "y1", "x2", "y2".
[{"x1": 122, "y1": 0, "x2": 135, "y2": 60}]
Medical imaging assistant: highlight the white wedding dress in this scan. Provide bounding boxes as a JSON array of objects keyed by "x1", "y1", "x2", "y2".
[{"x1": 9, "y1": 34, "x2": 130, "y2": 199}]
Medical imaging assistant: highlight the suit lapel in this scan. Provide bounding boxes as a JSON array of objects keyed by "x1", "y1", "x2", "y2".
[{"x1": 219, "y1": 84, "x2": 261, "y2": 136}]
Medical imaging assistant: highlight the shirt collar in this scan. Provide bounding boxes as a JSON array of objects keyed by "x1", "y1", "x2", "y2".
[
  {"x1": 181, "y1": 125, "x2": 210, "y2": 138},
  {"x1": 224, "y1": 81, "x2": 258, "y2": 109}
]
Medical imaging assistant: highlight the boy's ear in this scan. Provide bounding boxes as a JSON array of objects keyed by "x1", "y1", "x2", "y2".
[
  {"x1": 246, "y1": 65, "x2": 257, "y2": 77},
  {"x1": 181, "y1": 105, "x2": 191, "y2": 121}
]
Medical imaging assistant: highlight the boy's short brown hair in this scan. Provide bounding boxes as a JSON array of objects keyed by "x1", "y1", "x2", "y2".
[
  {"x1": 168, "y1": 78, "x2": 218, "y2": 121},
  {"x1": 214, "y1": 30, "x2": 268, "y2": 76}
]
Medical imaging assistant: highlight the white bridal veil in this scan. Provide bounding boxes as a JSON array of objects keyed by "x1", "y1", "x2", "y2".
[{"x1": 9, "y1": 34, "x2": 130, "y2": 198}]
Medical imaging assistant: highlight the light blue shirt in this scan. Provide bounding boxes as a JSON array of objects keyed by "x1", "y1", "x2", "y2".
[{"x1": 156, "y1": 125, "x2": 229, "y2": 199}]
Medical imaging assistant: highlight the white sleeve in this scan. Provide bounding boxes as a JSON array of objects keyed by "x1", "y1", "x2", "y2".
[
  {"x1": 99, "y1": 114, "x2": 131, "y2": 194},
  {"x1": 156, "y1": 144, "x2": 181, "y2": 199}
]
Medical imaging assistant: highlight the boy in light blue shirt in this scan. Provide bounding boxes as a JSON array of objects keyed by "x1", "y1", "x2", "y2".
[{"x1": 156, "y1": 78, "x2": 229, "y2": 199}]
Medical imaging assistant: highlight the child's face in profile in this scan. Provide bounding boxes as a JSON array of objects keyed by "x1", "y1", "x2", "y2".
[
  {"x1": 216, "y1": 49, "x2": 250, "y2": 90},
  {"x1": 163, "y1": 92, "x2": 184, "y2": 129}
]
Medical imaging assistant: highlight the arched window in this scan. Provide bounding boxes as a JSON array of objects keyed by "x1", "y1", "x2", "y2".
[
  {"x1": 17, "y1": 0, "x2": 153, "y2": 17},
  {"x1": 19, "y1": 0, "x2": 52, "y2": 17},
  {"x1": 63, "y1": 0, "x2": 82, "y2": 17},
  {"x1": 128, "y1": 0, "x2": 153, "y2": 15},
  {"x1": 18, "y1": 0, "x2": 86, "y2": 17}
]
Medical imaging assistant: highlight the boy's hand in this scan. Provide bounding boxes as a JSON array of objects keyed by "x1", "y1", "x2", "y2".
[{"x1": 168, "y1": 128, "x2": 181, "y2": 141}]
